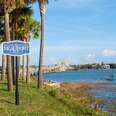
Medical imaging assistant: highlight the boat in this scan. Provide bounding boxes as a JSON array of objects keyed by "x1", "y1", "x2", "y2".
[{"x1": 106, "y1": 74, "x2": 115, "y2": 81}]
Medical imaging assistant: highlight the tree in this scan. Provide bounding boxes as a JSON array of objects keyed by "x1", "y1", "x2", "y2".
[
  {"x1": 4, "y1": 0, "x2": 14, "y2": 92},
  {"x1": 37, "y1": 0, "x2": 48, "y2": 88},
  {"x1": 0, "y1": 0, "x2": 35, "y2": 91},
  {"x1": 17, "y1": 16, "x2": 40, "y2": 83},
  {"x1": 0, "y1": 0, "x2": 40, "y2": 88},
  {"x1": 1, "y1": 55, "x2": 6, "y2": 81},
  {"x1": 10, "y1": 6, "x2": 34, "y2": 83},
  {"x1": 0, "y1": 17, "x2": 6, "y2": 81}
]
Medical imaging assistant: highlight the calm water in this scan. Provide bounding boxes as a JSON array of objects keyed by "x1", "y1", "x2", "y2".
[{"x1": 44, "y1": 69, "x2": 116, "y2": 83}]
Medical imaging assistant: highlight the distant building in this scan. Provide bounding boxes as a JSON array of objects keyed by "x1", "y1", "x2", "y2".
[
  {"x1": 45, "y1": 63, "x2": 71, "y2": 73},
  {"x1": 102, "y1": 64, "x2": 110, "y2": 69}
]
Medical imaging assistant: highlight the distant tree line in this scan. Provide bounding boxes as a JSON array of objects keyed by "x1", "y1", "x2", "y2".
[
  {"x1": 109, "y1": 64, "x2": 116, "y2": 69},
  {"x1": 70, "y1": 63, "x2": 116, "y2": 70}
]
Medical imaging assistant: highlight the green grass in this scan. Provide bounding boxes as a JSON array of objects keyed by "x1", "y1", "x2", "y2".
[{"x1": 0, "y1": 79, "x2": 108, "y2": 116}]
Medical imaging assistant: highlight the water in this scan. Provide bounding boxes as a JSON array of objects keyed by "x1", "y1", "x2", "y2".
[
  {"x1": 44, "y1": 69, "x2": 116, "y2": 114},
  {"x1": 44, "y1": 69, "x2": 116, "y2": 83},
  {"x1": 44, "y1": 69, "x2": 116, "y2": 99}
]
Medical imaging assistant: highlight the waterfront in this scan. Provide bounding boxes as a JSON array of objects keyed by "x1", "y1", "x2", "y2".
[
  {"x1": 44, "y1": 69, "x2": 116, "y2": 115},
  {"x1": 44, "y1": 69, "x2": 116, "y2": 83}
]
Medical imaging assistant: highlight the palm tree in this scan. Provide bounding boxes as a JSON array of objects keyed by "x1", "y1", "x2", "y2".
[
  {"x1": 10, "y1": 6, "x2": 34, "y2": 83},
  {"x1": 0, "y1": 17, "x2": 6, "y2": 81},
  {"x1": 17, "y1": 16, "x2": 40, "y2": 83},
  {"x1": 0, "y1": 1, "x2": 14, "y2": 91},
  {"x1": 4, "y1": 0, "x2": 14, "y2": 91},
  {"x1": 37, "y1": 0, "x2": 48, "y2": 88},
  {"x1": 1, "y1": 55, "x2": 6, "y2": 81},
  {"x1": 0, "y1": 0, "x2": 39, "y2": 88},
  {"x1": 0, "y1": 0, "x2": 35, "y2": 91}
]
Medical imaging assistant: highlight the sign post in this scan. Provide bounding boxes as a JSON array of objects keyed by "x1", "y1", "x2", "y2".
[
  {"x1": 15, "y1": 56, "x2": 19, "y2": 105},
  {"x1": 2, "y1": 40, "x2": 30, "y2": 105}
]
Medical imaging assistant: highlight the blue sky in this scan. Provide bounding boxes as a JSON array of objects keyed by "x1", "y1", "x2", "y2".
[
  {"x1": 29, "y1": 0, "x2": 116, "y2": 65},
  {"x1": 0, "y1": 0, "x2": 116, "y2": 66}
]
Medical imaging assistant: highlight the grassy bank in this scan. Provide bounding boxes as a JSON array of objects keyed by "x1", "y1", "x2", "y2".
[{"x1": 0, "y1": 79, "x2": 108, "y2": 116}]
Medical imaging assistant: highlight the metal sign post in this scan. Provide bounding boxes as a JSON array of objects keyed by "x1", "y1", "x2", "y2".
[
  {"x1": 15, "y1": 56, "x2": 19, "y2": 105},
  {"x1": 2, "y1": 40, "x2": 30, "y2": 105}
]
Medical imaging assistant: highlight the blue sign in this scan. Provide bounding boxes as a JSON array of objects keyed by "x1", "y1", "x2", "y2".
[{"x1": 2, "y1": 41, "x2": 30, "y2": 56}]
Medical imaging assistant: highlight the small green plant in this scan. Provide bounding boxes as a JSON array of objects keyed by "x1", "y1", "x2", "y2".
[{"x1": 48, "y1": 89, "x2": 59, "y2": 97}]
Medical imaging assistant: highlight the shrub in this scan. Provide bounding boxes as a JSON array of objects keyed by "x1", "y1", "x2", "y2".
[{"x1": 48, "y1": 89, "x2": 59, "y2": 97}]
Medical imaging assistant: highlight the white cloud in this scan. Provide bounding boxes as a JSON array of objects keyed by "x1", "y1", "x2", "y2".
[
  {"x1": 102, "y1": 49, "x2": 116, "y2": 57},
  {"x1": 86, "y1": 53, "x2": 96, "y2": 62},
  {"x1": 87, "y1": 53, "x2": 96, "y2": 59}
]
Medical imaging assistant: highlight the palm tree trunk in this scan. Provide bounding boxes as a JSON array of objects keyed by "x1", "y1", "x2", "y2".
[
  {"x1": 4, "y1": 12, "x2": 13, "y2": 92},
  {"x1": 38, "y1": 13, "x2": 44, "y2": 88},
  {"x1": 1, "y1": 55, "x2": 6, "y2": 81},
  {"x1": 22, "y1": 55, "x2": 25, "y2": 80},
  {"x1": 26, "y1": 55, "x2": 30, "y2": 83}
]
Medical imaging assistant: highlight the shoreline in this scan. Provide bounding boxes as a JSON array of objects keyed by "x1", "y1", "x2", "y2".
[
  {"x1": 44, "y1": 68, "x2": 116, "y2": 74},
  {"x1": 44, "y1": 79, "x2": 116, "y2": 90},
  {"x1": 45, "y1": 80, "x2": 116, "y2": 115}
]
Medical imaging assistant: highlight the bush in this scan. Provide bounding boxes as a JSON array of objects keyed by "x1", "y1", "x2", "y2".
[{"x1": 48, "y1": 89, "x2": 59, "y2": 97}]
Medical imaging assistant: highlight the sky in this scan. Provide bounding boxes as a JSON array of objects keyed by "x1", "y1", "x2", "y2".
[
  {"x1": 30, "y1": 0, "x2": 116, "y2": 65},
  {"x1": 0, "y1": 0, "x2": 116, "y2": 66}
]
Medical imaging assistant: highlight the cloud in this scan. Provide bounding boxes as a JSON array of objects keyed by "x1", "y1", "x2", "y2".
[
  {"x1": 102, "y1": 49, "x2": 116, "y2": 57},
  {"x1": 87, "y1": 53, "x2": 96, "y2": 59},
  {"x1": 86, "y1": 53, "x2": 96, "y2": 61}
]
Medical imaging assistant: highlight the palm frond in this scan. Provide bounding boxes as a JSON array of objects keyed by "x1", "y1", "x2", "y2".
[{"x1": 11, "y1": 7, "x2": 33, "y2": 17}]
